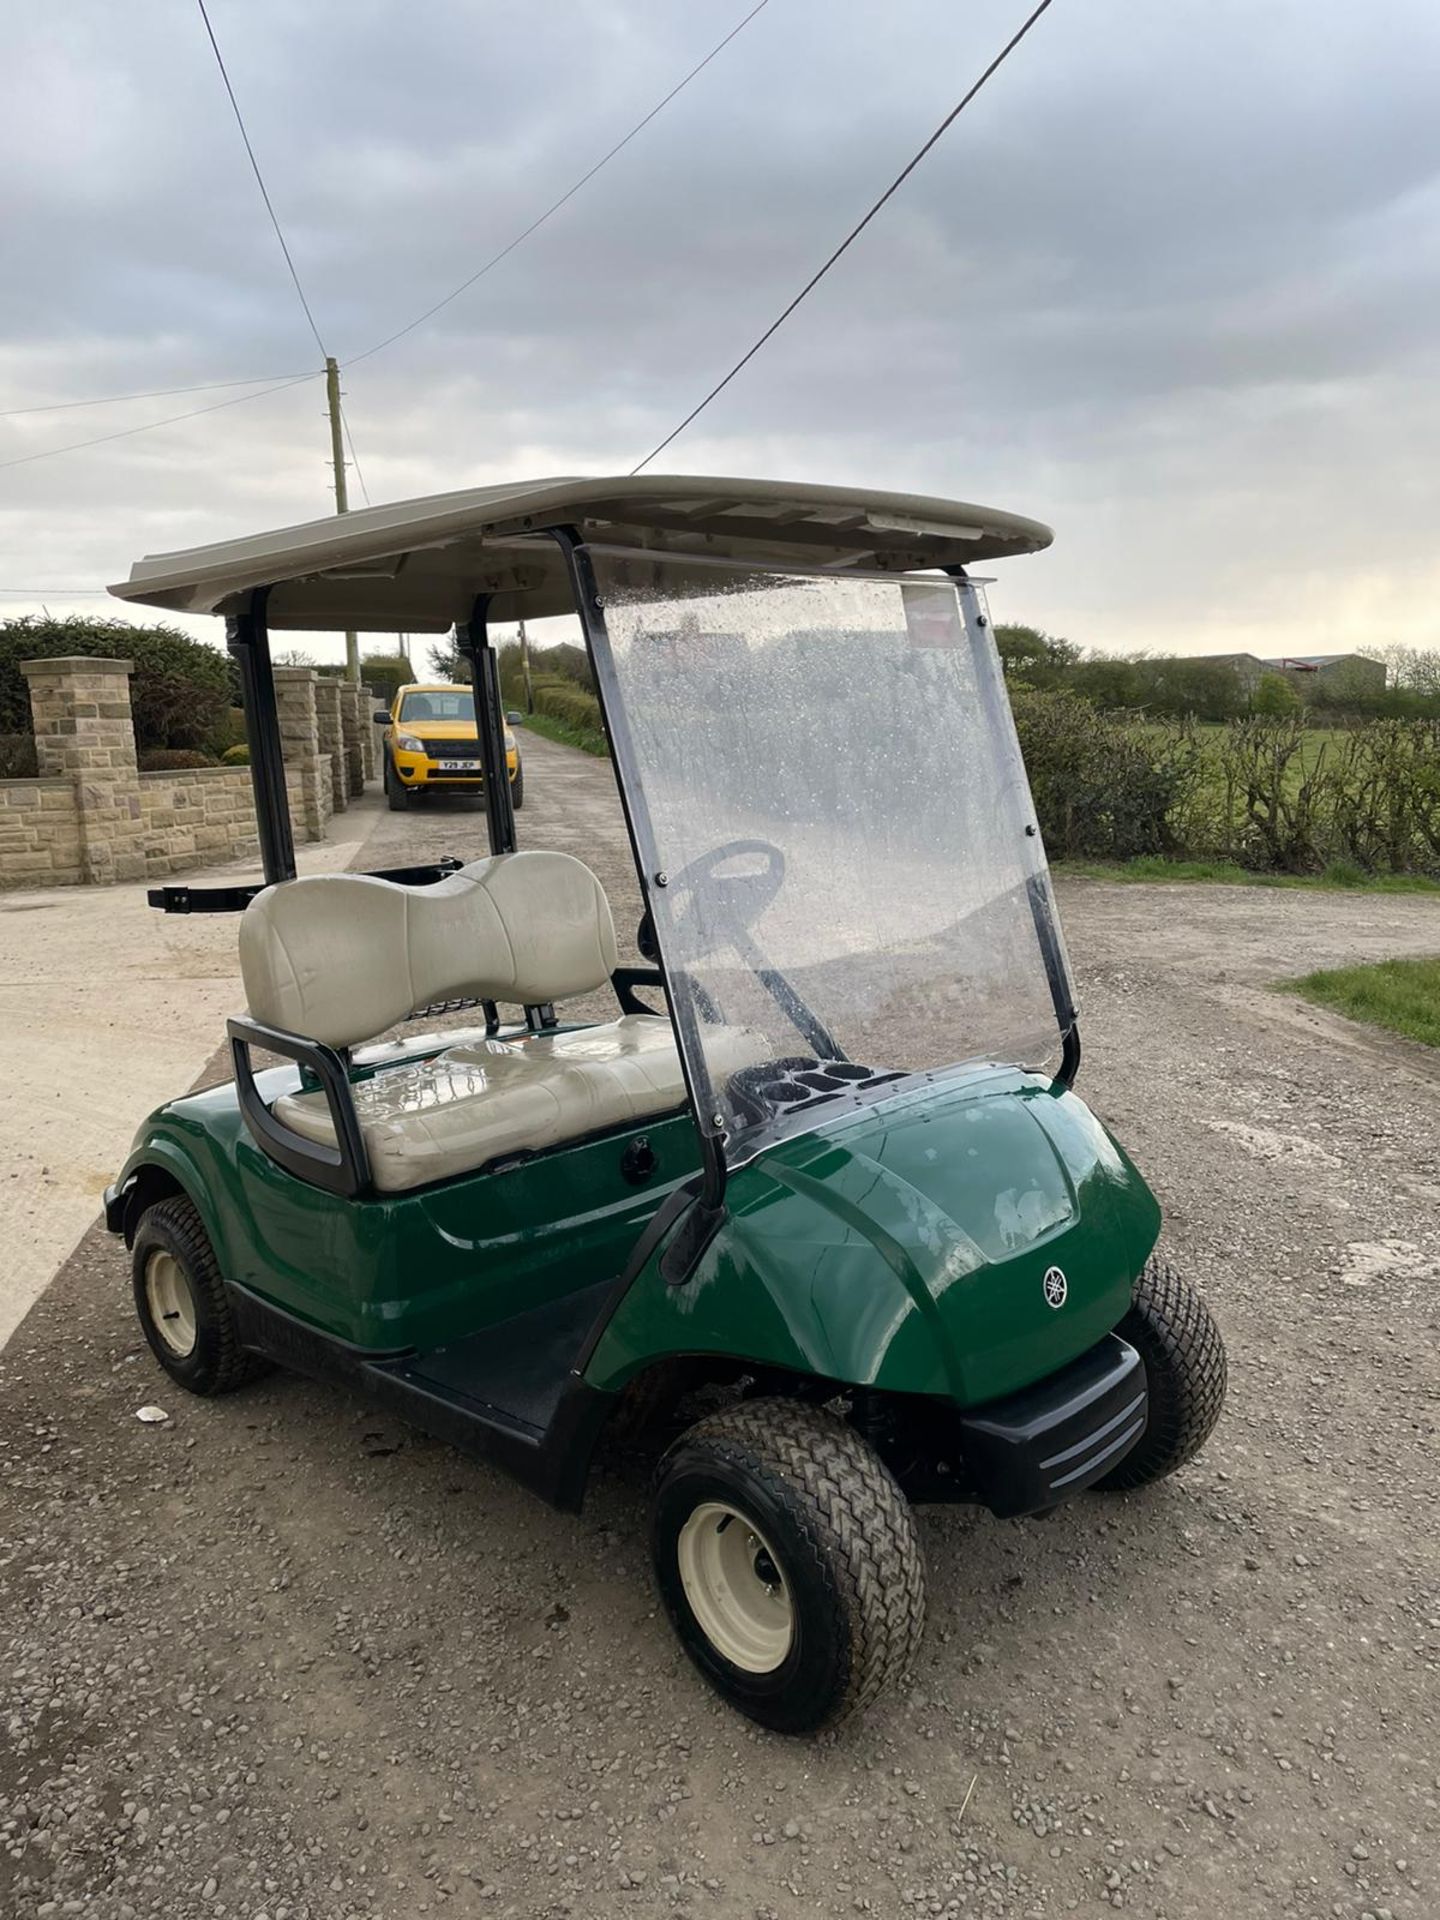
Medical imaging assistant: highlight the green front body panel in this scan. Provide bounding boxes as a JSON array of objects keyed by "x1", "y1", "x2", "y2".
[
  {"x1": 118, "y1": 1058, "x2": 702, "y2": 1352},
  {"x1": 120, "y1": 1059, "x2": 1159, "y2": 1414},
  {"x1": 585, "y1": 1068, "x2": 1162, "y2": 1409}
]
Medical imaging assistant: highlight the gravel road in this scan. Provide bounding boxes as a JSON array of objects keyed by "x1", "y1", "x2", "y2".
[{"x1": 3, "y1": 730, "x2": 1437, "y2": 1920}]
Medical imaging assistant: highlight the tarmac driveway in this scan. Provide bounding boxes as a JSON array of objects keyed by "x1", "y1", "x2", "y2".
[{"x1": 2, "y1": 731, "x2": 1437, "y2": 1920}]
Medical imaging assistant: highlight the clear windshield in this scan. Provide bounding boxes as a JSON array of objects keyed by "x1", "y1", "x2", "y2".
[
  {"x1": 399, "y1": 689, "x2": 475, "y2": 723},
  {"x1": 590, "y1": 549, "x2": 1074, "y2": 1161}
]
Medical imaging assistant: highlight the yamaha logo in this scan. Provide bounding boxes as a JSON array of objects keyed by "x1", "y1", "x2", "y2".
[{"x1": 1042, "y1": 1266, "x2": 1068, "y2": 1309}]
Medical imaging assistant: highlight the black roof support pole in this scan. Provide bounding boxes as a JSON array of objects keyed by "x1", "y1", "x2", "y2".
[
  {"x1": 228, "y1": 586, "x2": 296, "y2": 886},
  {"x1": 457, "y1": 595, "x2": 516, "y2": 857}
]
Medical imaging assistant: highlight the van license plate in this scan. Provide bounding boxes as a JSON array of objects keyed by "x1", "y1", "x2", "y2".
[{"x1": 438, "y1": 759, "x2": 479, "y2": 771}]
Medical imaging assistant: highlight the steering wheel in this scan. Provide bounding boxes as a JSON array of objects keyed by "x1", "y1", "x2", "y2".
[{"x1": 663, "y1": 839, "x2": 786, "y2": 944}]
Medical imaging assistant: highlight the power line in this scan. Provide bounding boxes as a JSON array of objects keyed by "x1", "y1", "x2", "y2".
[
  {"x1": 196, "y1": 0, "x2": 368, "y2": 558},
  {"x1": 194, "y1": 0, "x2": 329, "y2": 359},
  {"x1": 0, "y1": 372, "x2": 321, "y2": 472},
  {"x1": 0, "y1": 371, "x2": 315, "y2": 419},
  {"x1": 0, "y1": 587, "x2": 110, "y2": 596},
  {"x1": 0, "y1": 9, "x2": 341, "y2": 485},
  {"x1": 0, "y1": 0, "x2": 768, "y2": 476},
  {"x1": 631, "y1": 0, "x2": 1058, "y2": 474},
  {"x1": 344, "y1": 0, "x2": 770, "y2": 368}
]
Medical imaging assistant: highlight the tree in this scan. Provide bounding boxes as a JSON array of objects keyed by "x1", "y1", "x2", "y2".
[
  {"x1": 537, "y1": 640, "x2": 595, "y2": 692},
  {"x1": 0, "y1": 613, "x2": 230, "y2": 751},
  {"x1": 358, "y1": 651, "x2": 415, "y2": 700},
  {"x1": 474, "y1": 634, "x2": 596, "y2": 704},
  {"x1": 1360, "y1": 645, "x2": 1440, "y2": 698},
  {"x1": 1252, "y1": 671, "x2": 1301, "y2": 716},
  {"x1": 1069, "y1": 655, "x2": 1143, "y2": 708},
  {"x1": 993, "y1": 624, "x2": 1078, "y2": 687},
  {"x1": 1131, "y1": 656, "x2": 1248, "y2": 722}
]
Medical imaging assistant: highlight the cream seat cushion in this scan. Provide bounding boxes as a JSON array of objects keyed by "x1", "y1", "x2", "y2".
[
  {"x1": 272, "y1": 1015, "x2": 769, "y2": 1194},
  {"x1": 239, "y1": 850, "x2": 619, "y2": 1051}
]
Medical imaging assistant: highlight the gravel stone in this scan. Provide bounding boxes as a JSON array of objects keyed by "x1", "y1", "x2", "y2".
[{"x1": 2, "y1": 734, "x2": 1437, "y2": 1919}]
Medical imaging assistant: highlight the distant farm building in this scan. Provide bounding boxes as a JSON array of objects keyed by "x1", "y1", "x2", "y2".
[
  {"x1": 1189, "y1": 652, "x2": 1385, "y2": 698},
  {"x1": 1263, "y1": 653, "x2": 1386, "y2": 694}
]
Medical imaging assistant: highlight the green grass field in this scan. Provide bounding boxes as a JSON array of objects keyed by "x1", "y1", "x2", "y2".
[
  {"x1": 1149, "y1": 719, "x2": 1343, "y2": 803},
  {"x1": 1056, "y1": 856, "x2": 1440, "y2": 894},
  {"x1": 1282, "y1": 956, "x2": 1440, "y2": 1048},
  {"x1": 516, "y1": 710, "x2": 609, "y2": 758}
]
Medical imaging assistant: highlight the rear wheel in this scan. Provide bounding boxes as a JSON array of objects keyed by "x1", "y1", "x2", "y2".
[
  {"x1": 131, "y1": 1198, "x2": 268, "y2": 1396},
  {"x1": 1092, "y1": 1259, "x2": 1226, "y2": 1491},
  {"x1": 652, "y1": 1397, "x2": 926, "y2": 1732}
]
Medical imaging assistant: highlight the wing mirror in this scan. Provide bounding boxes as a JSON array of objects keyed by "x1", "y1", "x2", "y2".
[
  {"x1": 506, "y1": 709, "x2": 525, "y2": 725},
  {"x1": 372, "y1": 710, "x2": 392, "y2": 725}
]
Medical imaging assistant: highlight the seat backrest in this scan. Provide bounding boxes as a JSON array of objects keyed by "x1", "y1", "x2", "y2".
[{"x1": 239, "y1": 850, "x2": 618, "y2": 1048}]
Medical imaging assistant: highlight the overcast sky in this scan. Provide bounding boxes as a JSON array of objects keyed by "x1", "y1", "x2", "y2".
[{"x1": 3, "y1": 0, "x2": 1439, "y2": 667}]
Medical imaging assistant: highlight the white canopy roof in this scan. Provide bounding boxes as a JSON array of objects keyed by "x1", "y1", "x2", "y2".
[{"x1": 109, "y1": 473, "x2": 1053, "y2": 631}]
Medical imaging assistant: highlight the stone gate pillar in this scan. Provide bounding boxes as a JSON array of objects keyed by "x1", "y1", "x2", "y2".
[
  {"x1": 359, "y1": 683, "x2": 381, "y2": 780},
  {"x1": 337, "y1": 682, "x2": 366, "y2": 795},
  {"x1": 313, "y1": 676, "x2": 348, "y2": 813},
  {"x1": 21, "y1": 656, "x2": 145, "y2": 883},
  {"x1": 272, "y1": 667, "x2": 330, "y2": 842}
]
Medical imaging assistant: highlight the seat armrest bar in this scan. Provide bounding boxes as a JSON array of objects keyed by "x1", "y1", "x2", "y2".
[
  {"x1": 227, "y1": 1015, "x2": 371, "y2": 1198},
  {"x1": 611, "y1": 966, "x2": 665, "y2": 1016}
]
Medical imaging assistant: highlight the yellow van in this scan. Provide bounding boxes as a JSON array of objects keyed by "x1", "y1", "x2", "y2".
[{"x1": 378, "y1": 683, "x2": 522, "y2": 811}]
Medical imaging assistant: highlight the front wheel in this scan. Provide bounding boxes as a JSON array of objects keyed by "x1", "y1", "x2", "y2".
[
  {"x1": 131, "y1": 1198, "x2": 269, "y2": 1396},
  {"x1": 1092, "y1": 1259, "x2": 1226, "y2": 1491},
  {"x1": 652, "y1": 1398, "x2": 926, "y2": 1733},
  {"x1": 384, "y1": 760, "x2": 412, "y2": 811},
  {"x1": 510, "y1": 761, "x2": 524, "y2": 810}
]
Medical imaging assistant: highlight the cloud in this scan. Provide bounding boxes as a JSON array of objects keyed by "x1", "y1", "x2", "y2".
[{"x1": 3, "y1": 0, "x2": 1438, "y2": 663}]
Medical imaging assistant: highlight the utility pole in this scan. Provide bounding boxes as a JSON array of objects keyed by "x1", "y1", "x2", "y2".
[
  {"x1": 324, "y1": 356, "x2": 359, "y2": 683},
  {"x1": 518, "y1": 617, "x2": 534, "y2": 714}
]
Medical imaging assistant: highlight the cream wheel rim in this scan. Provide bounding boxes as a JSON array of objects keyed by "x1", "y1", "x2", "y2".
[
  {"x1": 144, "y1": 1250, "x2": 197, "y2": 1358},
  {"x1": 676, "y1": 1501, "x2": 794, "y2": 1673}
]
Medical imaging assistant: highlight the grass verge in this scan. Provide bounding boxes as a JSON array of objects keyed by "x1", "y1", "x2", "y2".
[
  {"x1": 518, "y1": 711, "x2": 610, "y2": 758},
  {"x1": 1280, "y1": 956, "x2": 1440, "y2": 1048},
  {"x1": 1057, "y1": 856, "x2": 1440, "y2": 894}
]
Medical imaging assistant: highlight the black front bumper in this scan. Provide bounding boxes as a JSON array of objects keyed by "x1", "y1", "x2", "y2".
[
  {"x1": 103, "y1": 1181, "x2": 126, "y2": 1236},
  {"x1": 957, "y1": 1334, "x2": 1147, "y2": 1518}
]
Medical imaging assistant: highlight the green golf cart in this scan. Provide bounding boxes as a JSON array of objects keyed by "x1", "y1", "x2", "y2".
[{"x1": 105, "y1": 477, "x2": 1225, "y2": 1732}]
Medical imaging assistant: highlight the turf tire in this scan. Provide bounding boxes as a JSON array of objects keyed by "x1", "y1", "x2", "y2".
[
  {"x1": 131, "y1": 1197, "x2": 269, "y2": 1397},
  {"x1": 652, "y1": 1397, "x2": 926, "y2": 1733},
  {"x1": 1093, "y1": 1258, "x2": 1226, "y2": 1491}
]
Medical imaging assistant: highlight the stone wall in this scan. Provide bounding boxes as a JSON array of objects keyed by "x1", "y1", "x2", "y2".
[
  {"x1": 138, "y1": 768, "x2": 260, "y2": 875},
  {"x1": 0, "y1": 778, "x2": 84, "y2": 887},
  {"x1": 0, "y1": 652, "x2": 367, "y2": 892},
  {"x1": 273, "y1": 667, "x2": 334, "y2": 844}
]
